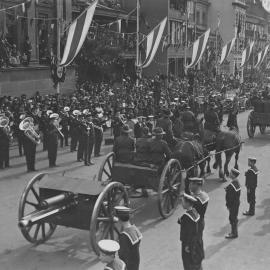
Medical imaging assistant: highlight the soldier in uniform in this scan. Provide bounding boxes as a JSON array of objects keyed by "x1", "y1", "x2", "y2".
[
  {"x1": 225, "y1": 168, "x2": 241, "y2": 239},
  {"x1": 204, "y1": 103, "x2": 220, "y2": 133},
  {"x1": 113, "y1": 125, "x2": 135, "y2": 163},
  {"x1": 0, "y1": 122, "x2": 11, "y2": 169},
  {"x1": 98, "y1": 239, "x2": 126, "y2": 270},
  {"x1": 112, "y1": 111, "x2": 124, "y2": 139},
  {"x1": 180, "y1": 104, "x2": 197, "y2": 134},
  {"x1": 115, "y1": 206, "x2": 142, "y2": 270},
  {"x1": 243, "y1": 157, "x2": 258, "y2": 216},
  {"x1": 83, "y1": 114, "x2": 95, "y2": 166},
  {"x1": 59, "y1": 106, "x2": 70, "y2": 147},
  {"x1": 77, "y1": 112, "x2": 86, "y2": 162},
  {"x1": 148, "y1": 127, "x2": 171, "y2": 167},
  {"x1": 189, "y1": 177, "x2": 209, "y2": 247},
  {"x1": 70, "y1": 110, "x2": 80, "y2": 152},
  {"x1": 156, "y1": 108, "x2": 174, "y2": 146},
  {"x1": 178, "y1": 193, "x2": 204, "y2": 270},
  {"x1": 93, "y1": 112, "x2": 104, "y2": 157},
  {"x1": 134, "y1": 116, "x2": 145, "y2": 139},
  {"x1": 227, "y1": 98, "x2": 239, "y2": 131},
  {"x1": 146, "y1": 115, "x2": 155, "y2": 133},
  {"x1": 47, "y1": 113, "x2": 59, "y2": 168}
]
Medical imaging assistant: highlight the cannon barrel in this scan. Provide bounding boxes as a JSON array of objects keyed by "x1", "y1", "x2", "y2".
[{"x1": 18, "y1": 194, "x2": 78, "y2": 229}]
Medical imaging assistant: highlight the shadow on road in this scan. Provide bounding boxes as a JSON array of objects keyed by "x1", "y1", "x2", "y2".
[{"x1": 254, "y1": 198, "x2": 270, "y2": 236}]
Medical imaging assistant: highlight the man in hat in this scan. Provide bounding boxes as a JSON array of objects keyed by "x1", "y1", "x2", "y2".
[
  {"x1": 134, "y1": 116, "x2": 146, "y2": 139},
  {"x1": 113, "y1": 124, "x2": 135, "y2": 163},
  {"x1": 59, "y1": 107, "x2": 70, "y2": 147},
  {"x1": 243, "y1": 157, "x2": 258, "y2": 216},
  {"x1": 227, "y1": 98, "x2": 239, "y2": 131},
  {"x1": 204, "y1": 102, "x2": 220, "y2": 133},
  {"x1": 47, "y1": 113, "x2": 59, "y2": 168},
  {"x1": 98, "y1": 239, "x2": 126, "y2": 270},
  {"x1": 70, "y1": 110, "x2": 80, "y2": 152},
  {"x1": 179, "y1": 104, "x2": 197, "y2": 134},
  {"x1": 189, "y1": 177, "x2": 209, "y2": 244},
  {"x1": 93, "y1": 112, "x2": 104, "y2": 157},
  {"x1": 77, "y1": 113, "x2": 86, "y2": 162},
  {"x1": 225, "y1": 168, "x2": 241, "y2": 239},
  {"x1": 115, "y1": 206, "x2": 142, "y2": 270},
  {"x1": 83, "y1": 114, "x2": 95, "y2": 166},
  {"x1": 177, "y1": 193, "x2": 204, "y2": 270},
  {"x1": 112, "y1": 111, "x2": 124, "y2": 139},
  {"x1": 148, "y1": 127, "x2": 171, "y2": 167},
  {"x1": 0, "y1": 119, "x2": 11, "y2": 169},
  {"x1": 156, "y1": 108, "x2": 174, "y2": 145}
]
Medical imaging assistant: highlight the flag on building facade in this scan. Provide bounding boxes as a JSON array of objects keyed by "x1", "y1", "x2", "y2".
[
  {"x1": 254, "y1": 44, "x2": 269, "y2": 68},
  {"x1": 185, "y1": 28, "x2": 210, "y2": 69},
  {"x1": 220, "y1": 37, "x2": 236, "y2": 65},
  {"x1": 60, "y1": 0, "x2": 98, "y2": 67},
  {"x1": 138, "y1": 17, "x2": 167, "y2": 69},
  {"x1": 240, "y1": 41, "x2": 255, "y2": 68}
]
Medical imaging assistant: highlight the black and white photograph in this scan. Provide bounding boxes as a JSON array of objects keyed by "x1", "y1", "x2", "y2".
[{"x1": 0, "y1": 0, "x2": 270, "y2": 269}]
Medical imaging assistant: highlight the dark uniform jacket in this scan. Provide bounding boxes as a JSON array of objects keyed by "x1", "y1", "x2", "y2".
[
  {"x1": 148, "y1": 138, "x2": 172, "y2": 165},
  {"x1": 245, "y1": 166, "x2": 258, "y2": 189},
  {"x1": 156, "y1": 117, "x2": 174, "y2": 144},
  {"x1": 180, "y1": 110, "x2": 196, "y2": 133},
  {"x1": 105, "y1": 258, "x2": 126, "y2": 270},
  {"x1": 119, "y1": 225, "x2": 142, "y2": 270},
  {"x1": 225, "y1": 179, "x2": 241, "y2": 209},
  {"x1": 113, "y1": 135, "x2": 135, "y2": 163},
  {"x1": 47, "y1": 123, "x2": 59, "y2": 146},
  {"x1": 134, "y1": 122, "x2": 143, "y2": 138},
  {"x1": 134, "y1": 137, "x2": 150, "y2": 164},
  {"x1": 204, "y1": 109, "x2": 220, "y2": 132}
]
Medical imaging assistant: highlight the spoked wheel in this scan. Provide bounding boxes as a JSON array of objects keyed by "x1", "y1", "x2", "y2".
[
  {"x1": 18, "y1": 173, "x2": 57, "y2": 244},
  {"x1": 247, "y1": 115, "x2": 255, "y2": 138},
  {"x1": 90, "y1": 182, "x2": 129, "y2": 255},
  {"x1": 97, "y1": 152, "x2": 115, "y2": 183},
  {"x1": 158, "y1": 159, "x2": 182, "y2": 219},
  {"x1": 260, "y1": 125, "x2": 266, "y2": 134}
]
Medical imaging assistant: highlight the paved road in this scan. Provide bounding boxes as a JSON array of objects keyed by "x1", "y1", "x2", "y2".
[{"x1": 1, "y1": 110, "x2": 270, "y2": 270}]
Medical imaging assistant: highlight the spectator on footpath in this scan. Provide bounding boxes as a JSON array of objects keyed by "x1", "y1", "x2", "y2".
[
  {"x1": 243, "y1": 157, "x2": 258, "y2": 216},
  {"x1": 115, "y1": 206, "x2": 142, "y2": 270},
  {"x1": 225, "y1": 168, "x2": 241, "y2": 239},
  {"x1": 98, "y1": 240, "x2": 126, "y2": 270}
]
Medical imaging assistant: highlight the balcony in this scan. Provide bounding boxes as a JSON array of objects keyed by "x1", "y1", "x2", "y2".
[{"x1": 232, "y1": 0, "x2": 248, "y2": 9}]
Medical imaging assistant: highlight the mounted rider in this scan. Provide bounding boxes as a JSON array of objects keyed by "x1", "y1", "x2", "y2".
[
  {"x1": 179, "y1": 103, "x2": 197, "y2": 134},
  {"x1": 204, "y1": 102, "x2": 220, "y2": 133}
]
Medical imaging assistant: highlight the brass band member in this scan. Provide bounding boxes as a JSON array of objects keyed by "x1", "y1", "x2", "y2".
[{"x1": 0, "y1": 116, "x2": 11, "y2": 169}]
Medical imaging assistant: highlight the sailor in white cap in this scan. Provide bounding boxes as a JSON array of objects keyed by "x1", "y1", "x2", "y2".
[
  {"x1": 189, "y1": 177, "x2": 209, "y2": 241},
  {"x1": 225, "y1": 168, "x2": 241, "y2": 239},
  {"x1": 243, "y1": 157, "x2": 258, "y2": 216},
  {"x1": 177, "y1": 193, "x2": 204, "y2": 270},
  {"x1": 98, "y1": 239, "x2": 126, "y2": 270},
  {"x1": 63, "y1": 106, "x2": 70, "y2": 112},
  {"x1": 114, "y1": 206, "x2": 142, "y2": 270}
]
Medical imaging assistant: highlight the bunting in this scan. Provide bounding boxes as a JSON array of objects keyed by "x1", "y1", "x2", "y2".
[
  {"x1": 60, "y1": 0, "x2": 98, "y2": 67},
  {"x1": 240, "y1": 41, "x2": 254, "y2": 68},
  {"x1": 254, "y1": 45, "x2": 269, "y2": 68},
  {"x1": 138, "y1": 17, "x2": 167, "y2": 69},
  {"x1": 186, "y1": 28, "x2": 210, "y2": 69},
  {"x1": 220, "y1": 37, "x2": 236, "y2": 65}
]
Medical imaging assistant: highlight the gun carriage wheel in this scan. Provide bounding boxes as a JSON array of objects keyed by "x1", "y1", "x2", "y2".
[
  {"x1": 247, "y1": 114, "x2": 255, "y2": 138},
  {"x1": 18, "y1": 173, "x2": 57, "y2": 244},
  {"x1": 90, "y1": 182, "x2": 129, "y2": 255},
  {"x1": 97, "y1": 152, "x2": 115, "y2": 183},
  {"x1": 158, "y1": 159, "x2": 182, "y2": 219}
]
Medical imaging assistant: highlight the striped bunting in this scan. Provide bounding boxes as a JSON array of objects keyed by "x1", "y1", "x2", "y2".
[
  {"x1": 138, "y1": 17, "x2": 167, "y2": 69},
  {"x1": 220, "y1": 37, "x2": 236, "y2": 65},
  {"x1": 60, "y1": 0, "x2": 98, "y2": 67},
  {"x1": 254, "y1": 45, "x2": 269, "y2": 68},
  {"x1": 240, "y1": 41, "x2": 254, "y2": 68},
  {"x1": 186, "y1": 28, "x2": 210, "y2": 69}
]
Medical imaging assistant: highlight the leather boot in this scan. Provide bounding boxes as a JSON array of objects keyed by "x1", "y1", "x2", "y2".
[
  {"x1": 243, "y1": 204, "x2": 254, "y2": 216},
  {"x1": 225, "y1": 223, "x2": 237, "y2": 239}
]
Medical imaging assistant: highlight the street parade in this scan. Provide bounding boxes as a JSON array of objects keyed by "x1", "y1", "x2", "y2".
[{"x1": 1, "y1": 0, "x2": 270, "y2": 270}]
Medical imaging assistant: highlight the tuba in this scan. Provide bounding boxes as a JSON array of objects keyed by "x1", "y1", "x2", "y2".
[
  {"x1": 0, "y1": 116, "x2": 13, "y2": 140},
  {"x1": 19, "y1": 117, "x2": 41, "y2": 144}
]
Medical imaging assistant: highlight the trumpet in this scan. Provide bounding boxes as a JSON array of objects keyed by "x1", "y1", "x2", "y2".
[{"x1": 19, "y1": 117, "x2": 41, "y2": 144}]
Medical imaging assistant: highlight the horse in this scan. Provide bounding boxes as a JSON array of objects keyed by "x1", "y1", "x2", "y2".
[{"x1": 197, "y1": 119, "x2": 242, "y2": 180}]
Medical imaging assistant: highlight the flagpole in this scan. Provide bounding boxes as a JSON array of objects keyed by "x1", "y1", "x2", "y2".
[
  {"x1": 56, "y1": 0, "x2": 61, "y2": 94},
  {"x1": 184, "y1": 8, "x2": 188, "y2": 75},
  {"x1": 136, "y1": 0, "x2": 140, "y2": 87}
]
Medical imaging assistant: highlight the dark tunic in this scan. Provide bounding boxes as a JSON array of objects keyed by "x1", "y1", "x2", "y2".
[
  {"x1": 134, "y1": 137, "x2": 150, "y2": 164},
  {"x1": 204, "y1": 109, "x2": 220, "y2": 132},
  {"x1": 134, "y1": 122, "x2": 143, "y2": 138},
  {"x1": 113, "y1": 135, "x2": 135, "y2": 163},
  {"x1": 148, "y1": 138, "x2": 171, "y2": 166},
  {"x1": 178, "y1": 208, "x2": 204, "y2": 270},
  {"x1": 105, "y1": 258, "x2": 126, "y2": 270},
  {"x1": 245, "y1": 166, "x2": 258, "y2": 205},
  {"x1": 180, "y1": 110, "x2": 197, "y2": 133},
  {"x1": 119, "y1": 225, "x2": 142, "y2": 270},
  {"x1": 156, "y1": 117, "x2": 174, "y2": 145},
  {"x1": 225, "y1": 179, "x2": 241, "y2": 224}
]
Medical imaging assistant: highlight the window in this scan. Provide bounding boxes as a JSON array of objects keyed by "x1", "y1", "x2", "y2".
[
  {"x1": 196, "y1": 11, "x2": 200, "y2": 24},
  {"x1": 202, "y1": 12, "x2": 206, "y2": 25}
]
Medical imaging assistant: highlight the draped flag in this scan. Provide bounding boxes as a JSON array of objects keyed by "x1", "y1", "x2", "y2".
[
  {"x1": 138, "y1": 17, "x2": 167, "y2": 69},
  {"x1": 254, "y1": 45, "x2": 269, "y2": 68},
  {"x1": 186, "y1": 28, "x2": 210, "y2": 69},
  {"x1": 60, "y1": 0, "x2": 98, "y2": 67},
  {"x1": 240, "y1": 41, "x2": 254, "y2": 68},
  {"x1": 220, "y1": 37, "x2": 236, "y2": 65}
]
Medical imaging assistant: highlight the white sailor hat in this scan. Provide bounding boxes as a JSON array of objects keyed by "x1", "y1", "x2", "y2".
[
  {"x1": 19, "y1": 114, "x2": 26, "y2": 120},
  {"x1": 147, "y1": 115, "x2": 154, "y2": 119},
  {"x1": 231, "y1": 168, "x2": 240, "y2": 177},
  {"x1": 50, "y1": 113, "x2": 59, "y2": 119},
  {"x1": 98, "y1": 240, "x2": 120, "y2": 255},
  {"x1": 182, "y1": 193, "x2": 197, "y2": 203},
  {"x1": 63, "y1": 106, "x2": 70, "y2": 112},
  {"x1": 248, "y1": 157, "x2": 256, "y2": 162},
  {"x1": 189, "y1": 177, "x2": 204, "y2": 185},
  {"x1": 72, "y1": 110, "x2": 81, "y2": 116},
  {"x1": 83, "y1": 109, "x2": 89, "y2": 115},
  {"x1": 46, "y1": 110, "x2": 53, "y2": 116}
]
